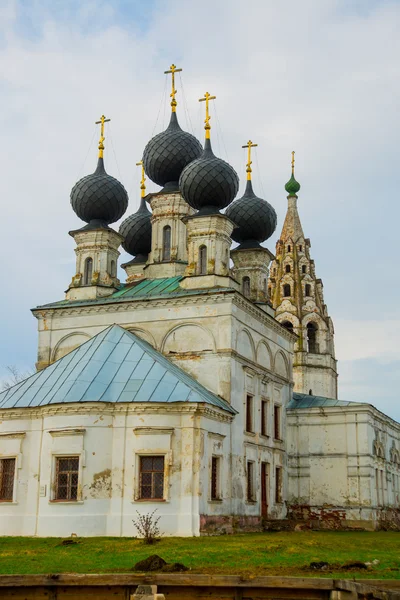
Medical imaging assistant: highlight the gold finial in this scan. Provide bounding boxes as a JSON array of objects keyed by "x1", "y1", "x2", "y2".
[
  {"x1": 164, "y1": 64, "x2": 182, "y2": 112},
  {"x1": 242, "y1": 140, "x2": 258, "y2": 180},
  {"x1": 199, "y1": 92, "x2": 216, "y2": 139},
  {"x1": 291, "y1": 150, "x2": 295, "y2": 175},
  {"x1": 95, "y1": 114, "x2": 111, "y2": 159},
  {"x1": 136, "y1": 160, "x2": 146, "y2": 198}
]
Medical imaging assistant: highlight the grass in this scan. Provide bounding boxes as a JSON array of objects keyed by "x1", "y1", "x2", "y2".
[{"x1": 0, "y1": 532, "x2": 399, "y2": 579}]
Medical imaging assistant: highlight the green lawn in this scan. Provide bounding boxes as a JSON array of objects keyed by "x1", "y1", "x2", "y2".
[{"x1": 0, "y1": 532, "x2": 398, "y2": 579}]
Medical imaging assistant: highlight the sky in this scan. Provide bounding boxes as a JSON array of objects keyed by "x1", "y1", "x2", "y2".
[{"x1": 0, "y1": 0, "x2": 399, "y2": 419}]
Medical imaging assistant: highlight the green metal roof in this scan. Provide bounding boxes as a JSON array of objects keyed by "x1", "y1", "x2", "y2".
[
  {"x1": 34, "y1": 277, "x2": 236, "y2": 310},
  {"x1": 0, "y1": 325, "x2": 236, "y2": 414},
  {"x1": 288, "y1": 392, "x2": 355, "y2": 409}
]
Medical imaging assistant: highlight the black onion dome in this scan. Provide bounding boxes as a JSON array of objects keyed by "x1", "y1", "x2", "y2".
[
  {"x1": 119, "y1": 198, "x2": 152, "y2": 263},
  {"x1": 179, "y1": 138, "x2": 239, "y2": 214},
  {"x1": 70, "y1": 157, "x2": 128, "y2": 225},
  {"x1": 142, "y1": 112, "x2": 202, "y2": 192},
  {"x1": 225, "y1": 180, "x2": 277, "y2": 249}
]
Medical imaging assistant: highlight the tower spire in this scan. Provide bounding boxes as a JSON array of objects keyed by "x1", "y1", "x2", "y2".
[
  {"x1": 164, "y1": 63, "x2": 182, "y2": 113},
  {"x1": 291, "y1": 150, "x2": 295, "y2": 175},
  {"x1": 199, "y1": 92, "x2": 216, "y2": 139},
  {"x1": 242, "y1": 140, "x2": 258, "y2": 180},
  {"x1": 285, "y1": 150, "x2": 301, "y2": 197},
  {"x1": 95, "y1": 114, "x2": 110, "y2": 159},
  {"x1": 136, "y1": 160, "x2": 146, "y2": 198}
]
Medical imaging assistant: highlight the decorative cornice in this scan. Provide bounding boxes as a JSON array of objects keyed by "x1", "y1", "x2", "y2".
[
  {"x1": 48, "y1": 428, "x2": 86, "y2": 437},
  {"x1": 0, "y1": 431, "x2": 26, "y2": 439},
  {"x1": 133, "y1": 427, "x2": 174, "y2": 435}
]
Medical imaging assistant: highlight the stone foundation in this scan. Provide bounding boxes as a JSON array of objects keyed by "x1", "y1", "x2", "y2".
[
  {"x1": 286, "y1": 504, "x2": 400, "y2": 531},
  {"x1": 200, "y1": 515, "x2": 262, "y2": 534}
]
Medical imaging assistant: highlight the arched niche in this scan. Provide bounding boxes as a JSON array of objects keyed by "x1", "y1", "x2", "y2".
[
  {"x1": 256, "y1": 341, "x2": 273, "y2": 370},
  {"x1": 274, "y1": 350, "x2": 289, "y2": 379},
  {"x1": 127, "y1": 328, "x2": 157, "y2": 349},
  {"x1": 162, "y1": 323, "x2": 216, "y2": 354},
  {"x1": 52, "y1": 332, "x2": 91, "y2": 362},
  {"x1": 236, "y1": 328, "x2": 255, "y2": 362}
]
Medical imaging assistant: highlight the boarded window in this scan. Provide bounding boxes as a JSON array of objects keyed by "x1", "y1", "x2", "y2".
[
  {"x1": 162, "y1": 226, "x2": 171, "y2": 261},
  {"x1": 247, "y1": 461, "x2": 255, "y2": 501},
  {"x1": 275, "y1": 467, "x2": 282, "y2": 503},
  {"x1": 245, "y1": 395, "x2": 253, "y2": 433},
  {"x1": 211, "y1": 456, "x2": 220, "y2": 500},
  {"x1": 55, "y1": 457, "x2": 79, "y2": 501},
  {"x1": 242, "y1": 277, "x2": 250, "y2": 298},
  {"x1": 283, "y1": 284, "x2": 291, "y2": 297},
  {"x1": 0, "y1": 458, "x2": 15, "y2": 502},
  {"x1": 261, "y1": 400, "x2": 268, "y2": 436},
  {"x1": 199, "y1": 245, "x2": 207, "y2": 275},
  {"x1": 274, "y1": 405, "x2": 281, "y2": 440},
  {"x1": 140, "y1": 456, "x2": 164, "y2": 500},
  {"x1": 84, "y1": 257, "x2": 93, "y2": 285}
]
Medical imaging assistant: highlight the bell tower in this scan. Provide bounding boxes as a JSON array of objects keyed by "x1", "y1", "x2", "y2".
[{"x1": 268, "y1": 153, "x2": 338, "y2": 398}]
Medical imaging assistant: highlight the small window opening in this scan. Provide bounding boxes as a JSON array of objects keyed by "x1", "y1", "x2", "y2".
[
  {"x1": 285, "y1": 264, "x2": 291, "y2": 273},
  {"x1": 299, "y1": 245, "x2": 303, "y2": 252},
  {"x1": 0, "y1": 458, "x2": 15, "y2": 502},
  {"x1": 282, "y1": 321, "x2": 293, "y2": 332},
  {"x1": 247, "y1": 461, "x2": 255, "y2": 501},
  {"x1": 274, "y1": 405, "x2": 281, "y2": 440},
  {"x1": 245, "y1": 395, "x2": 253, "y2": 432},
  {"x1": 275, "y1": 467, "x2": 282, "y2": 503},
  {"x1": 302, "y1": 265, "x2": 306, "y2": 274},
  {"x1": 261, "y1": 400, "x2": 268, "y2": 436},
  {"x1": 211, "y1": 456, "x2": 220, "y2": 500},
  {"x1": 110, "y1": 260, "x2": 116, "y2": 278},
  {"x1": 305, "y1": 284, "x2": 311, "y2": 296},
  {"x1": 307, "y1": 322, "x2": 318, "y2": 353},
  {"x1": 139, "y1": 456, "x2": 164, "y2": 499},
  {"x1": 199, "y1": 245, "x2": 207, "y2": 275},
  {"x1": 283, "y1": 284, "x2": 291, "y2": 297},
  {"x1": 55, "y1": 457, "x2": 79, "y2": 501},
  {"x1": 84, "y1": 257, "x2": 93, "y2": 285},
  {"x1": 287, "y1": 245, "x2": 291, "y2": 253},
  {"x1": 162, "y1": 226, "x2": 171, "y2": 261},
  {"x1": 242, "y1": 276, "x2": 250, "y2": 298}
]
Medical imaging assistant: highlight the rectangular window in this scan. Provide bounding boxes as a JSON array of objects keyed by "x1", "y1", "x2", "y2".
[
  {"x1": 55, "y1": 456, "x2": 79, "y2": 501},
  {"x1": 274, "y1": 405, "x2": 281, "y2": 440},
  {"x1": 275, "y1": 467, "x2": 282, "y2": 503},
  {"x1": 140, "y1": 456, "x2": 164, "y2": 500},
  {"x1": 247, "y1": 461, "x2": 255, "y2": 502},
  {"x1": 0, "y1": 458, "x2": 16, "y2": 502},
  {"x1": 211, "y1": 456, "x2": 220, "y2": 500},
  {"x1": 245, "y1": 395, "x2": 253, "y2": 433},
  {"x1": 261, "y1": 400, "x2": 268, "y2": 436}
]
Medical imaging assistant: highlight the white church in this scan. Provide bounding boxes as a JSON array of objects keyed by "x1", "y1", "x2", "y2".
[{"x1": 0, "y1": 68, "x2": 399, "y2": 537}]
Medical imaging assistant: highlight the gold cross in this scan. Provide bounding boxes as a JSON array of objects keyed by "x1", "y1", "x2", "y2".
[
  {"x1": 242, "y1": 140, "x2": 258, "y2": 180},
  {"x1": 136, "y1": 160, "x2": 146, "y2": 198},
  {"x1": 291, "y1": 150, "x2": 295, "y2": 175},
  {"x1": 164, "y1": 64, "x2": 182, "y2": 112},
  {"x1": 95, "y1": 115, "x2": 110, "y2": 159},
  {"x1": 199, "y1": 92, "x2": 216, "y2": 139}
]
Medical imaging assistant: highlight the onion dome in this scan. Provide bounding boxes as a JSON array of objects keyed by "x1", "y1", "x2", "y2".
[
  {"x1": 226, "y1": 180, "x2": 277, "y2": 249},
  {"x1": 179, "y1": 92, "x2": 239, "y2": 215},
  {"x1": 285, "y1": 150, "x2": 301, "y2": 196},
  {"x1": 119, "y1": 162, "x2": 152, "y2": 263},
  {"x1": 142, "y1": 64, "x2": 202, "y2": 193},
  {"x1": 70, "y1": 115, "x2": 128, "y2": 227}
]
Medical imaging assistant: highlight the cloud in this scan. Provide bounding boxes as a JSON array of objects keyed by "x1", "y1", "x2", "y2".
[{"x1": 0, "y1": 0, "x2": 399, "y2": 418}]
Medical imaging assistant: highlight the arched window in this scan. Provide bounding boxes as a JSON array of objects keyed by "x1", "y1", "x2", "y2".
[
  {"x1": 305, "y1": 284, "x2": 311, "y2": 296},
  {"x1": 285, "y1": 264, "x2": 291, "y2": 273},
  {"x1": 282, "y1": 321, "x2": 293, "y2": 332},
  {"x1": 307, "y1": 322, "x2": 318, "y2": 353},
  {"x1": 283, "y1": 284, "x2": 291, "y2": 297},
  {"x1": 110, "y1": 260, "x2": 116, "y2": 278},
  {"x1": 302, "y1": 265, "x2": 306, "y2": 274},
  {"x1": 199, "y1": 245, "x2": 207, "y2": 275},
  {"x1": 162, "y1": 226, "x2": 171, "y2": 261},
  {"x1": 287, "y1": 245, "x2": 291, "y2": 253},
  {"x1": 84, "y1": 257, "x2": 93, "y2": 285},
  {"x1": 243, "y1": 276, "x2": 250, "y2": 298}
]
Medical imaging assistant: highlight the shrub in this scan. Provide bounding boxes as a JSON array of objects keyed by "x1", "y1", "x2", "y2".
[{"x1": 132, "y1": 509, "x2": 162, "y2": 544}]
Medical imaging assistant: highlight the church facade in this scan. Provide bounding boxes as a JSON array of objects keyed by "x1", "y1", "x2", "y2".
[{"x1": 0, "y1": 69, "x2": 399, "y2": 536}]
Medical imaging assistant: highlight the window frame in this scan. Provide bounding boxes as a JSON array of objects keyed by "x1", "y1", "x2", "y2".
[
  {"x1": 261, "y1": 399, "x2": 269, "y2": 437},
  {"x1": 283, "y1": 284, "x2": 291, "y2": 297},
  {"x1": 0, "y1": 457, "x2": 16, "y2": 503},
  {"x1": 274, "y1": 404, "x2": 282, "y2": 441},
  {"x1": 246, "y1": 460, "x2": 256, "y2": 502},
  {"x1": 210, "y1": 455, "x2": 222, "y2": 501},
  {"x1": 53, "y1": 455, "x2": 80, "y2": 503},
  {"x1": 245, "y1": 394, "x2": 254, "y2": 433},
  {"x1": 242, "y1": 276, "x2": 251, "y2": 298},
  {"x1": 83, "y1": 257, "x2": 93, "y2": 285},
  {"x1": 199, "y1": 245, "x2": 207, "y2": 275},
  {"x1": 137, "y1": 455, "x2": 166, "y2": 502},
  {"x1": 275, "y1": 466, "x2": 283, "y2": 504},
  {"x1": 162, "y1": 225, "x2": 172, "y2": 262}
]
